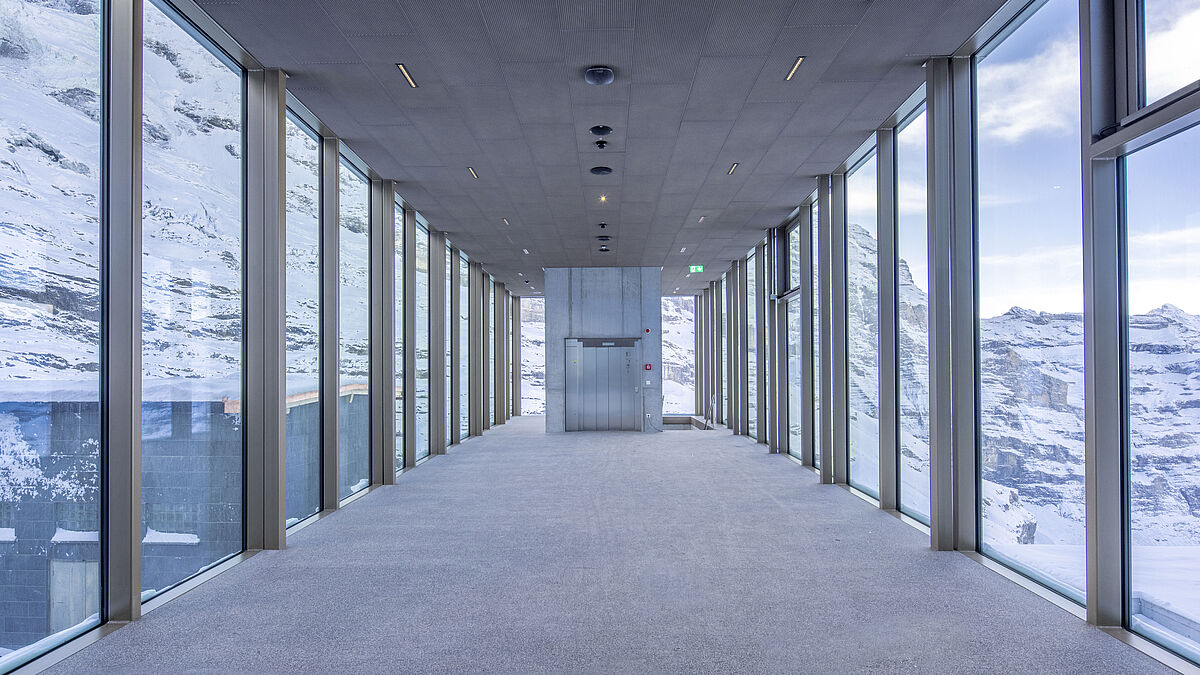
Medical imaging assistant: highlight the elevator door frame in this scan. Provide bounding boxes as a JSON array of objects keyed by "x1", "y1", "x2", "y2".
[{"x1": 564, "y1": 337, "x2": 642, "y2": 432}]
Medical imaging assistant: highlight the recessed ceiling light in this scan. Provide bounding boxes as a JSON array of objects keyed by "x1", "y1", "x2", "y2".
[
  {"x1": 599, "y1": 245, "x2": 611, "y2": 252},
  {"x1": 524, "y1": 280, "x2": 530, "y2": 284},
  {"x1": 522, "y1": 248, "x2": 530, "y2": 255},
  {"x1": 675, "y1": 287, "x2": 680, "y2": 292},
  {"x1": 396, "y1": 63, "x2": 418, "y2": 88},
  {"x1": 584, "y1": 65, "x2": 615, "y2": 86},
  {"x1": 589, "y1": 125, "x2": 613, "y2": 136},
  {"x1": 728, "y1": 162, "x2": 739, "y2": 175},
  {"x1": 698, "y1": 216, "x2": 705, "y2": 223},
  {"x1": 590, "y1": 166, "x2": 613, "y2": 175},
  {"x1": 502, "y1": 218, "x2": 510, "y2": 225},
  {"x1": 686, "y1": 273, "x2": 692, "y2": 278},
  {"x1": 467, "y1": 167, "x2": 479, "y2": 179},
  {"x1": 680, "y1": 247, "x2": 686, "y2": 253},
  {"x1": 517, "y1": 272, "x2": 524, "y2": 276},
  {"x1": 599, "y1": 194, "x2": 608, "y2": 203},
  {"x1": 785, "y1": 56, "x2": 805, "y2": 81},
  {"x1": 598, "y1": 222, "x2": 607, "y2": 229}
]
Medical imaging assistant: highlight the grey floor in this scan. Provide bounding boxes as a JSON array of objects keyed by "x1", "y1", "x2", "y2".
[{"x1": 52, "y1": 417, "x2": 1171, "y2": 674}]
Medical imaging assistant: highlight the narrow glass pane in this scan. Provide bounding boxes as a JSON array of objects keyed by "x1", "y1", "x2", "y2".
[
  {"x1": 897, "y1": 110, "x2": 931, "y2": 523},
  {"x1": 975, "y1": 0, "x2": 1085, "y2": 602},
  {"x1": 283, "y1": 115, "x2": 321, "y2": 524},
  {"x1": 662, "y1": 297, "x2": 696, "y2": 414},
  {"x1": 444, "y1": 243, "x2": 452, "y2": 445},
  {"x1": 1142, "y1": 0, "x2": 1200, "y2": 106},
  {"x1": 337, "y1": 158, "x2": 369, "y2": 499},
  {"x1": 415, "y1": 226, "x2": 429, "y2": 460},
  {"x1": 459, "y1": 255, "x2": 470, "y2": 436},
  {"x1": 720, "y1": 275, "x2": 728, "y2": 421},
  {"x1": 787, "y1": 301, "x2": 804, "y2": 460},
  {"x1": 812, "y1": 203, "x2": 822, "y2": 469},
  {"x1": 1125, "y1": 122, "x2": 1200, "y2": 663},
  {"x1": 488, "y1": 278, "x2": 496, "y2": 424},
  {"x1": 846, "y1": 153, "x2": 880, "y2": 498},
  {"x1": 789, "y1": 226, "x2": 801, "y2": 291},
  {"x1": 521, "y1": 297, "x2": 546, "y2": 414},
  {"x1": 140, "y1": 0, "x2": 243, "y2": 599},
  {"x1": 0, "y1": 0, "x2": 102, "y2": 664},
  {"x1": 393, "y1": 202, "x2": 405, "y2": 471},
  {"x1": 746, "y1": 253, "x2": 758, "y2": 438}
]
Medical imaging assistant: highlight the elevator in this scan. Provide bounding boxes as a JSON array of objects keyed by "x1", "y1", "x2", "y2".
[{"x1": 564, "y1": 338, "x2": 642, "y2": 431}]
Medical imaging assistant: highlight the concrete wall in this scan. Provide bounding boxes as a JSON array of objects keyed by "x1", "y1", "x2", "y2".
[{"x1": 544, "y1": 267, "x2": 662, "y2": 433}]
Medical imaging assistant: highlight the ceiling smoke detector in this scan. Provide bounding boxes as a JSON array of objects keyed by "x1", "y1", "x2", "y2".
[
  {"x1": 584, "y1": 66, "x2": 615, "y2": 86},
  {"x1": 598, "y1": 222, "x2": 608, "y2": 229},
  {"x1": 590, "y1": 166, "x2": 613, "y2": 175},
  {"x1": 594, "y1": 139, "x2": 608, "y2": 150}
]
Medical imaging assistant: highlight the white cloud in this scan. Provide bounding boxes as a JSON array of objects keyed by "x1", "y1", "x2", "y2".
[
  {"x1": 1145, "y1": 4, "x2": 1200, "y2": 102},
  {"x1": 977, "y1": 38, "x2": 1080, "y2": 143},
  {"x1": 978, "y1": 244, "x2": 1083, "y2": 316}
]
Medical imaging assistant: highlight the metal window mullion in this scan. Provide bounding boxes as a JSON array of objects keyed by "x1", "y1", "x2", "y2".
[
  {"x1": 926, "y1": 58, "x2": 956, "y2": 550},
  {"x1": 1082, "y1": 0, "x2": 1126, "y2": 627},
  {"x1": 756, "y1": 245, "x2": 769, "y2": 445},
  {"x1": 449, "y1": 247, "x2": 461, "y2": 444},
  {"x1": 243, "y1": 68, "x2": 287, "y2": 550},
  {"x1": 799, "y1": 205, "x2": 816, "y2": 467},
  {"x1": 877, "y1": 127, "x2": 900, "y2": 511},
  {"x1": 429, "y1": 231, "x2": 446, "y2": 453},
  {"x1": 831, "y1": 172, "x2": 849, "y2": 485},
  {"x1": 319, "y1": 137, "x2": 340, "y2": 511},
  {"x1": 103, "y1": 0, "x2": 144, "y2": 624},
  {"x1": 370, "y1": 180, "x2": 396, "y2": 479},
  {"x1": 817, "y1": 174, "x2": 835, "y2": 482},
  {"x1": 949, "y1": 55, "x2": 979, "y2": 552}
]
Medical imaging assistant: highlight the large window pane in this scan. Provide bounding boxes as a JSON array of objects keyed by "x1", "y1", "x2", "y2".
[
  {"x1": 337, "y1": 157, "x2": 369, "y2": 499},
  {"x1": 787, "y1": 301, "x2": 804, "y2": 460},
  {"x1": 662, "y1": 296, "x2": 695, "y2": 414},
  {"x1": 788, "y1": 226, "x2": 801, "y2": 291},
  {"x1": 0, "y1": 0, "x2": 102, "y2": 665},
  {"x1": 974, "y1": 0, "x2": 1085, "y2": 602},
  {"x1": 283, "y1": 115, "x2": 320, "y2": 524},
  {"x1": 720, "y1": 275, "x2": 728, "y2": 422},
  {"x1": 846, "y1": 153, "x2": 880, "y2": 498},
  {"x1": 393, "y1": 201, "x2": 404, "y2": 471},
  {"x1": 521, "y1": 297, "x2": 546, "y2": 414},
  {"x1": 746, "y1": 252, "x2": 757, "y2": 438},
  {"x1": 1125, "y1": 122, "x2": 1200, "y2": 662},
  {"x1": 415, "y1": 225, "x2": 429, "y2": 460},
  {"x1": 812, "y1": 202, "x2": 822, "y2": 469},
  {"x1": 459, "y1": 255, "x2": 470, "y2": 435},
  {"x1": 444, "y1": 243, "x2": 452, "y2": 445},
  {"x1": 1143, "y1": 0, "x2": 1200, "y2": 107},
  {"x1": 897, "y1": 110, "x2": 931, "y2": 523},
  {"x1": 140, "y1": 0, "x2": 243, "y2": 599},
  {"x1": 488, "y1": 277, "x2": 496, "y2": 424}
]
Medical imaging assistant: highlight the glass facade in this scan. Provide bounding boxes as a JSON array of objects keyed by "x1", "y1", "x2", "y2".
[
  {"x1": 1125, "y1": 122, "x2": 1200, "y2": 662},
  {"x1": 812, "y1": 201, "x2": 822, "y2": 470},
  {"x1": 521, "y1": 297, "x2": 546, "y2": 415},
  {"x1": 488, "y1": 277, "x2": 496, "y2": 425},
  {"x1": 415, "y1": 225, "x2": 429, "y2": 461},
  {"x1": 787, "y1": 300, "x2": 804, "y2": 460},
  {"x1": 846, "y1": 152, "x2": 880, "y2": 497},
  {"x1": 337, "y1": 157, "x2": 370, "y2": 500},
  {"x1": 393, "y1": 201, "x2": 405, "y2": 471},
  {"x1": 662, "y1": 296, "x2": 696, "y2": 414},
  {"x1": 444, "y1": 243, "x2": 452, "y2": 446},
  {"x1": 746, "y1": 252, "x2": 757, "y2": 437},
  {"x1": 720, "y1": 275, "x2": 728, "y2": 422},
  {"x1": 459, "y1": 254, "x2": 470, "y2": 436},
  {"x1": 896, "y1": 110, "x2": 930, "y2": 523},
  {"x1": 1142, "y1": 0, "x2": 1200, "y2": 106},
  {"x1": 283, "y1": 114, "x2": 321, "y2": 524},
  {"x1": 0, "y1": 0, "x2": 102, "y2": 664},
  {"x1": 140, "y1": 0, "x2": 244, "y2": 599},
  {"x1": 974, "y1": 0, "x2": 1085, "y2": 602}
]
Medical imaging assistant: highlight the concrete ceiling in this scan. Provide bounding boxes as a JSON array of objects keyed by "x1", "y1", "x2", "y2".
[{"x1": 196, "y1": 0, "x2": 1005, "y2": 296}]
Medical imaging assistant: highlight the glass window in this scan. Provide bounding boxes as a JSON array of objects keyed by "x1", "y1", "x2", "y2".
[
  {"x1": 283, "y1": 114, "x2": 321, "y2": 524},
  {"x1": 444, "y1": 243, "x2": 452, "y2": 445},
  {"x1": 393, "y1": 201, "x2": 405, "y2": 471},
  {"x1": 1142, "y1": 0, "x2": 1200, "y2": 107},
  {"x1": 662, "y1": 297, "x2": 696, "y2": 414},
  {"x1": 787, "y1": 300, "x2": 804, "y2": 460},
  {"x1": 974, "y1": 0, "x2": 1085, "y2": 602},
  {"x1": 746, "y1": 252, "x2": 758, "y2": 438},
  {"x1": 521, "y1": 297, "x2": 546, "y2": 414},
  {"x1": 337, "y1": 157, "x2": 369, "y2": 499},
  {"x1": 1125, "y1": 121, "x2": 1200, "y2": 662},
  {"x1": 897, "y1": 109, "x2": 931, "y2": 523},
  {"x1": 846, "y1": 152, "x2": 880, "y2": 498},
  {"x1": 140, "y1": 0, "x2": 244, "y2": 599},
  {"x1": 459, "y1": 254, "x2": 470, "y2": 436},
  {"x1": 488, "y1": 277, "x2": 496, "y2": 424},
  {"x1": 720, "y1": 275, "x2": 728, "y2": 422},
  {"x1": 812, "y1": 200, "x2": 823, "y2": 470},
  {"x1": 0, "y1": 0, "x2": 102, "y2": 665},
  {"x1": 789, "y1": 226, "x2": 802, "y2": 291},
  {"x1": 415, "y1": 224, "x2": 429, "y2": 460}
]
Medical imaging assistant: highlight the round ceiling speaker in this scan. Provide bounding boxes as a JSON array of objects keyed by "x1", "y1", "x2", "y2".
[
  {"x1": 589, "y1": 125, "x2": 613, "y2": 136},
  {"x1": 590, "y1": 166, "x2": 613, "y2": 175},
  {"x1": 584, "y1": 66, "x2": 615, "y2": 86}
]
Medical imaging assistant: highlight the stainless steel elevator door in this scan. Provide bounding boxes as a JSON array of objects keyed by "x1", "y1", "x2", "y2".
[{"x1": 564, "y1": 338, "x2": 641, "y2": 431}]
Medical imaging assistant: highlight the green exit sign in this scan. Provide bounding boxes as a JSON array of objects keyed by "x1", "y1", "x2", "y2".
[{"x1": 688, "y1": 265, "x2": 704, "y2": 273}]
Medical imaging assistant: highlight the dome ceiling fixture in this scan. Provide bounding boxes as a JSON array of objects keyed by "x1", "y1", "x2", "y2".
[
  {"x1": 589, "y1": 125, "x2": 613, "y2": 136},
  {"x1": 590, "y1": 166, "x2": 613, "y2": 175},
  {"x1": 584, "y1": 66, "x2": 615, "y2": 86}
]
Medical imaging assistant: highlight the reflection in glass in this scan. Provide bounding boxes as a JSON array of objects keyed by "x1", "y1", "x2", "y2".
[
  {"x1": 459, "y1": 255, "x2": 471, "y2": 435},
  {"x1": 789, "y1": 226, "x2": 801, "y2": 291},
  {"x1": 415, "y1": 225, "x2": 429, "y2": 460},
  {"x1": 393, "y1": 202, "x2": 405, "y2": 471},
  {"x1": 488, "y1": 278, "x2": 496, "y2": 424},
  {"x1": 284, "y1": 115, "x2": 321, "y2": 524},
  {"x1": 140, "y1": 0, "x2": 244, "y2": 599},
  {"x1": 720, "y1": 275, "x2": 728, "y2": 422},
  {"x1": 846, "y1": 153, "x2": 880, "y2": 498},
  {"x1": 521, "y1": 297, "x2": 546, "y2": 414},
  {"x1": 0, "y1": 0, "x2": 102, "y2": 664},
  {"x1": 787, "y1": 301, "x2": 804, "y2": 460},
  {"x1": 746, "y1": 252, "x2": 758, "y2": 438},
  {"x1": 1143, "y1": 0, "x2": 1200, "y2": 106},
  {"x1": 975, "y1": 0, "x2": 1085, "y2": 602},
  {"x1": 1125, "y1": 122, "x2": 1200, "y2": 662},
  {"x1": 444, "y1": 243, "x2": 452, "y2": 446},
  {"x1": 812, "y1": 202, "x2": 822, "y2": 470},
  {"x1": 897, "y1": 110, "x2": 931, "y2": 523},
  {"x1": 662, "y1": 297, "x2": 696, "y2": 414},
  {"x1": 337, "y1": 157, "x2": 370, "y2": 499}
]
